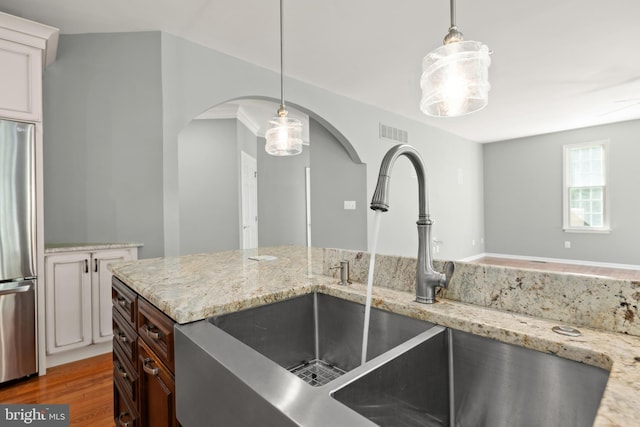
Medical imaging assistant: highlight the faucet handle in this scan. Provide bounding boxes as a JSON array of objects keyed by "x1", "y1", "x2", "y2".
[{"x1": 439, "y1": 261, "x2": 455, "y2": 288}]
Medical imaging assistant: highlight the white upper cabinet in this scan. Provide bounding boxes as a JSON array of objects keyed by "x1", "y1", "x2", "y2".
[{"x1": 0, "y1": 12, "x2": 59, "y2": 122}]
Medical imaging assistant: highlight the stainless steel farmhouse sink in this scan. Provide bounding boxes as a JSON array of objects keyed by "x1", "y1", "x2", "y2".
[
  {"x1": 175, "y1": 293, "x2": 610, "y2": 427},
  {"x1": 332, "y1": 328, "x2": 610, "y2": 427},
  {"x1": 208, "y1": 292, "x2": 436, "y2": 385},
  {"x1": 175, "y1": 292, "x2": 438, "y2": 426}
]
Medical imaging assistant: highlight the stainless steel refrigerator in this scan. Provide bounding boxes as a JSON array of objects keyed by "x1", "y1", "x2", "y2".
[{"x1": 0, "y1": 118, "x2": 37, "y2": 383}]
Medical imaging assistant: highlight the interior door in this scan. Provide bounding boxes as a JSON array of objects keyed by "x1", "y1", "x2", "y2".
[{"x1": 240, "y1": 151, "x2": 258, "y2": 249}]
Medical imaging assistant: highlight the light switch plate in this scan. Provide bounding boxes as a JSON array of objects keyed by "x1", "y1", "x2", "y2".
[{"x1": 344, "y1": 201, "x2": 356, "y2": 210}]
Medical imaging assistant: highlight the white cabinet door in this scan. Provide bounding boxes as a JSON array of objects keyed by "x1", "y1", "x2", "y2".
[
  {"x1": 45, "y1": 253, "x2": 92, "y2": 354},
  {"x1": 91, "y1": 249, "x2": 135, "y2": 344},
  {"x1": 0, "y1": 38, "x2": 42, "y2": 121}
]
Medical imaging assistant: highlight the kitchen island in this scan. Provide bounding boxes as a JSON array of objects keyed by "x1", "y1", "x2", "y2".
[{"x1": 110, "y1": 246, "x2": 640, "y2": 426}]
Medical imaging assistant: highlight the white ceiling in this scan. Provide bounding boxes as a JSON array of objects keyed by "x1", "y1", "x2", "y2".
[{"x1": 3, "y1": 0, "x2": 639, "y2": 143}]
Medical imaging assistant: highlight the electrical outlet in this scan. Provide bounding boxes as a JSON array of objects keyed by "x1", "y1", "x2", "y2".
[
  {"x1": 564, "y1": 241, "x2": 571, "y2": 249},
  {"x1": 343, "y1": 201, "x2": 356, "y2": 210}
]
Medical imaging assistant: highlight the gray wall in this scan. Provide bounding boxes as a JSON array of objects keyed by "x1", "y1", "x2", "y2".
[
  {"x1": 43, "y1": 32, "x2": 164, "y2": 258},
  {"x1": 176, "y1": 115, "x2": 367, "y2": 250},
  {"x1": 484, "y1": 119, "x2": 640, "y2": 265},
  {"x1": 178, "y1": 119, "x2": 239, "y2": 254},
  {"x1": 42, "y1": 31, "x2": 485, "y2": 261},
  {"x1": 237, "y1": 120, "x2": 257, "y2": 159},
  {"x1": 160, "y1": 32, "x2": 484, "y2": 260},
  {"x1": 257, "y1": 139, "x2": 310, "y2": 246},
  {"x1": 310, "y1": 118, "x2": 367, "y2": 250}
]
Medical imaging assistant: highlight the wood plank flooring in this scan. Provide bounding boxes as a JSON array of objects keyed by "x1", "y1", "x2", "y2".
[
  {"x1": 0, "y1": 353, "x2": 113, "y2": 426},
  {"x1": 474, "y1": 256, "x2": 640, "y2": 281}
]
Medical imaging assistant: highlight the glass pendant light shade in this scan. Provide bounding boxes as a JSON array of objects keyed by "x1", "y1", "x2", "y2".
[
  {"x1": 420, "y1": 40, "x2": 491, "y2": 117},
  {"x1": 265, "y1": 0, "x2": 304, "y2": 156},
  {"x1": 265, "y1": 112, "x2": 303, "y2": 156}
]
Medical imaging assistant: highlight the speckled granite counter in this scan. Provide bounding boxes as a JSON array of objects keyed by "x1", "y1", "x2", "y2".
[
  {"x1": 45, "y1": 242, "x2": 143, "y2": 253},
  {"x1": 110, "y1": 246, "x2": 640, "y2": 427}
]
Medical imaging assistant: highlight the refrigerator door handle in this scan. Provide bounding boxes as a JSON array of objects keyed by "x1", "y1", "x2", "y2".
[{"x1": 0, "y1": 282, "x2": 33, "y2": 296}]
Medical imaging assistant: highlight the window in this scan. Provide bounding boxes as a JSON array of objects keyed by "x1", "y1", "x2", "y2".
[{"x1": 563, "y1": 141, "x2": 610, "y2": 232}]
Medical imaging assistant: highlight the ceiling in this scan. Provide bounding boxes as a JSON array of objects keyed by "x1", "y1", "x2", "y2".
[{"x1": 2, "y1": 0, "x2": 639, "y2": 143}]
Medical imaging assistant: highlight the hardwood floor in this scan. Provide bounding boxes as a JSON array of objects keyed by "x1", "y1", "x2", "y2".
[
  {"x1": 0, "y1": 353, "x2": 114, "y2": 426},
  {"x1": 474, "y1": 256, "x2": 640, "y2": 281}
]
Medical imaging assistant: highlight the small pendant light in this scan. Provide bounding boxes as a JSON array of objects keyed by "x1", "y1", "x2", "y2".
[
  {"x1": 265, "y1": 0, "x2": 303, "y2": 156},
  {"x1": 420, "y1": 0, "x2": 491, "y2": 117}
]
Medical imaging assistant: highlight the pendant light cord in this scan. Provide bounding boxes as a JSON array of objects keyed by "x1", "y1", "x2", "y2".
[
  {"x1": 279, "y1": 0, "x2": 285, "y2": 111},
  {"x1": 443, "y1": 0, "x2": 462, "y2": 44},
  {"x1": 449, "y1": 0, "x2": 456, "y2": 28}
]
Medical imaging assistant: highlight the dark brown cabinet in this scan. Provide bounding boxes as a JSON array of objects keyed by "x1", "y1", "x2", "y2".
[
  {"x1": 112, "y1": 277, "x2": 178, "y2": 427},
  {"x1": 114, "y1": 378, "x2": 139, "y2": 427},
  {"x1": 138, "y1": 339, "x2": 177, "y2": 427}
]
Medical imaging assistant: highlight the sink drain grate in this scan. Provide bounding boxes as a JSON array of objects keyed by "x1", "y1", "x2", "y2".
[{"x1": 288, "y1": 359, "x2": 346, "y2": 386}]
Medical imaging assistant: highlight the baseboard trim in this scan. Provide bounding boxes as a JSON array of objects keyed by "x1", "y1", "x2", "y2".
[
  {"x1": 463, "y1": 252, "x2": 640, "y2": 271},
  {"x1": 45, "y1": 341, "x2": 112, "y2": 369}
]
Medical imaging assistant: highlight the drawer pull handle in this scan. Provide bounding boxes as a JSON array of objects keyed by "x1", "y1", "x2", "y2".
[
  {"x1": 119, "y1": 368, "x2": 129, "y2": 380},
  {"x1": 143, "y1": 357, "x2": 159, "y2": 376},
  {"x1": 114, "y1": 361, "x2": 129, "y2": 380},
  {"x1": 117, "y1": 332, "x2": 128, "y2": 343},
  {"x1": 144, "y1": 324, "x2": 162, "y2": 340},
  {"x1": 117, "y1": 297, "x2": 127, "y2": 308},
  {"x1": 118, "y1": 412, "x2": 132, "y2": 427}
]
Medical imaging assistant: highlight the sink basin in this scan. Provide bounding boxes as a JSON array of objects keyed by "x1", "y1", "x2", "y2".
[
  {"x1": 176, "y1": 292, "x2": 439, "y2": 426},
  {"x1": 208, "y1": 292, "x2": 436, "y2": 385},
  {"x1": 332, "y1": 328, "x2": 610, "y2": 427},
  {"x1": 176, "y1": 293, "x2": 609, "y2": 426}
]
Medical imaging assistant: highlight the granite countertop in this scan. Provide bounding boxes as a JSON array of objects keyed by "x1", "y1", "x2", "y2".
[
  {"x1": 45, "y1": 242, "x2": 143, "y2": 253},
  {"x1": 110, "y1": 246, "x2": 640, "y2": 427}
]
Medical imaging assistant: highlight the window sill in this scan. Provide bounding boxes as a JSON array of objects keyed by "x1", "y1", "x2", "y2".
[{"x1": 563, "y1": 227, "x2": 611, "y2": 234}]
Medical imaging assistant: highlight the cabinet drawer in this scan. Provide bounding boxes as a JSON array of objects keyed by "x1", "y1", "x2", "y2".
[
  {"x1": 138, "y1": 298, "x2": 175, "y2": 373},
  {"x1": 112, "y1": 277, "x2": 137, "y2": 330},
  {"x1": 113, "y1": 309, "x2": 138, "y2": 364},
  {"x1": 113, "y1": 341, "x2": 138, "y2": 404},
  {"x1": 114, "y1": 377, "x2": 139, "y2": 427}
]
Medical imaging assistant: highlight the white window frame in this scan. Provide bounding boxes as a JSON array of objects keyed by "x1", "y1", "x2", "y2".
[{"x1": 562, "y1": 140, "x2": 610, "y2": 233}]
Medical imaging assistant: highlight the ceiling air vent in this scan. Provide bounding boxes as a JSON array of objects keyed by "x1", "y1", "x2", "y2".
[{"x1": 379, "y1": 123, "x2": 408, "y2": 143}]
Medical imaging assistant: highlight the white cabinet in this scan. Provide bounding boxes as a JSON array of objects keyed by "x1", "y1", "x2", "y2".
[
  {"x1": 92, "y1": 250, "x2": 135, "y2": 344},
  {"x1": 45, "y1": 252, "x2": 91, "y2": 353},
  {"x1": 0, "y1": 12, "x2": 58, "y2": 122},
  {"x1": 45, "y1": 248, "x2": 137, "y2": 355},
  {"x1": 0, "y1": 37, "x2": 42, "y2": 121}
]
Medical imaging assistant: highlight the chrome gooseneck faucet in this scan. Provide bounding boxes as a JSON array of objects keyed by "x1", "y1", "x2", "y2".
[{"x1": 370, "y1": 144, "x2": 454, "y2": 303}]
